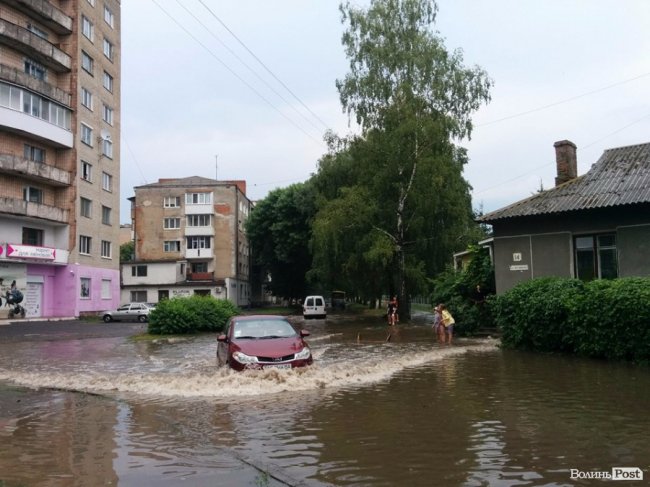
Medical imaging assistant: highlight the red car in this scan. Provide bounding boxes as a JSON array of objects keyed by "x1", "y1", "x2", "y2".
[{"x1": 216, "y1": 315, "x2": 313, "y2": 371}]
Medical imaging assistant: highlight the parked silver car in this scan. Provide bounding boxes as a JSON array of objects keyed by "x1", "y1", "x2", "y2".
[{"x1": 101, "y1": 302, "x2": 155, "y2": 323}]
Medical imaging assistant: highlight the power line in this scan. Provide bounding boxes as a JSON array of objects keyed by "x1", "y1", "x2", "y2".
[
  {"x1": 477, "y1": 71, "x2": 650, "y2": 127},
  {"x1": 148, "y1": 0, "x2": 323, "y2": 145},
  {"x1": 473, "y1": 111, "x2": 650, "y2": 196},
  {"x1": 122, "y1": 137, "x2": 148, "y2": 185},
  {"x1": 174, "y1": 0, "x2": 325, "y2": 135},
  {"x1": 196, "y1": 0, "x2": 332, "y2": 131}
]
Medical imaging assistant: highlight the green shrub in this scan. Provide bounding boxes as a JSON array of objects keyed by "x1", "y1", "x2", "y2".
[
  {"x1": 492, "y1": 277, "x2": 583, "y2": 351},
  {"x1": 148, "y1": 296, "x2": 239, "y2": 335},
  {"x1": 492, "y1": 277, "x2": 650, "y2": 363},
  {"x1": 430, "y1": 245, "x2": 494, "y2": 335}
]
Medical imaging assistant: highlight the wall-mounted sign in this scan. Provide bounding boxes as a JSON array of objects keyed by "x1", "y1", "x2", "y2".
[
  {"x1": 5, "y1": 244, "x2": 56, "y2": 261},
  {"x1": 509, "y1": 264, "x2": 529, "y2": 271},
  {"x1": 512, "y1": 252, "x2": 522, "y2": 262}
]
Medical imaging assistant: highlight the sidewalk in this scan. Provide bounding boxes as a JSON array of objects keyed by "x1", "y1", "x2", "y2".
[{"x1": 0, "y1": 318, "x2": 147, "y2": 341}]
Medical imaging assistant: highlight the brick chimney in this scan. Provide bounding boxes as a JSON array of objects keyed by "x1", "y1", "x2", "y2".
[{"x1": 554, "y1": 140, "x2": 577, "y2": 186}]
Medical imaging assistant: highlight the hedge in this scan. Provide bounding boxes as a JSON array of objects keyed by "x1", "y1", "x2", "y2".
[
  {"x1": 147, "y1": 295, "x2": 239, "y2": 335},
  {"x1": 492, "y1": 277, "x2": 650, "y2": 363}
]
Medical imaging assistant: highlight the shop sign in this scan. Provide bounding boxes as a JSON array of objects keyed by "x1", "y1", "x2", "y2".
[{"x1": 5, "y1": 244, "x2": 56, "y2": 261}]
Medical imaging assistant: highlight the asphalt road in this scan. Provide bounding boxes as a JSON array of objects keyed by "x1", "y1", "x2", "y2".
[{"x1": 0, "y1": 319, "x2": 147, "y2": 341}]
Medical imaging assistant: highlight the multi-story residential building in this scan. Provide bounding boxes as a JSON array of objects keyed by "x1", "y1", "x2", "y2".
[
  {"x1": 123, "y1": 177, "x2": 252, "y2": 307},
  {"x1": 0, "y1": 0, "x2": 121, "y2": 318}
]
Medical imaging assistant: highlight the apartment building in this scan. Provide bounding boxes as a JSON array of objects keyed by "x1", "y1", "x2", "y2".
[
  {"x1": 123, "y1": 177, "x2": 252, "y2": 307},
  {"x1": 0, "y1": 0, "x2": 121, "y2": 318}
]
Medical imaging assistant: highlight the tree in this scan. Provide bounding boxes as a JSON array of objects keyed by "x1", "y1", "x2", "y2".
[
  {"x1": 120, "y1": 241, "x2": 134, "y2": 262},
  {"x1": 322, "y1": 0, "x2": 491, "y2": 317},
  {"x1": 245, "y1": 183, "x2": 316, "y2": 300}
]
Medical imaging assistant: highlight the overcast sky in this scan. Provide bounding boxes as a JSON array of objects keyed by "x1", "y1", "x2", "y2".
[{"x1": 120, "y1": 0, "x2": 650, "y2": 223}]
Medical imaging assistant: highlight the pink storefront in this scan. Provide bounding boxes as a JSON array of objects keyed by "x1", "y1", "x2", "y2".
[{"x1": 0, "y1": 244, "x2": 120, "y2": 319}]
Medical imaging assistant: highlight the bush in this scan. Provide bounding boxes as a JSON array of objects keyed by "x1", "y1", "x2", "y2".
[
  {"x1": 492, "y1": 277, "x2": 650, "y2": 363},
  {"x1": 492, "y1": 277, "x2": 583, "y2": 351},
  {"x1": 430, "y1": 245, "x2": 494, "y2": 336},
  {"x1": 148, "y1": 296, "x2": 240, "y2": 335}
]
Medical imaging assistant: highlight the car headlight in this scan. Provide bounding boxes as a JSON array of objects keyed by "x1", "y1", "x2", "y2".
[
  {"x1": 294, "y1": 347, "x2": 311, "y2": 360},
  {"x1": 232, "y1": 351, "x2": 259, "y2": 364}
]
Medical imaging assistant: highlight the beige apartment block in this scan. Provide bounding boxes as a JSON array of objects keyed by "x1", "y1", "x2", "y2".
[
  {"x1": 125, "y1": 177, "x2": 252, "y2": 306},
  {"x1": 0, "y1": 0, "x2": 121, "y2": 319}
]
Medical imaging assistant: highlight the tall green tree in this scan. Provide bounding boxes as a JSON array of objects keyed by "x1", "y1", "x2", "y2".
[
  {"x1": 246, "y1": 183, "x2": 316, "y2": 300},
  {"x1": 315, "y1": 0, "x2": 491, "y2": 317}
]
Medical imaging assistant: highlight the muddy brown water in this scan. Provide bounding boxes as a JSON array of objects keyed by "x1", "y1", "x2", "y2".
[{"x1": 0, "y1": 315, "x2": 649, "y2": 486}]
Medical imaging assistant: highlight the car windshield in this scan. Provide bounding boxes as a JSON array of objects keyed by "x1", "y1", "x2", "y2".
[{"x1": 232, "y1": 319, "x2": 297, "y2": 340}]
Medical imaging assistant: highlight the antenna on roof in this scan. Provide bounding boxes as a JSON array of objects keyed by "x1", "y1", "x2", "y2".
[{"x1": 215, "y1": 154, "x2": 218, "y2": 181}]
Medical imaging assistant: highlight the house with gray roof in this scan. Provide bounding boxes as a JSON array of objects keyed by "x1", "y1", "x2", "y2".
[{"x1": 479, "y1": 140, "x2": 650, "y2": 294}]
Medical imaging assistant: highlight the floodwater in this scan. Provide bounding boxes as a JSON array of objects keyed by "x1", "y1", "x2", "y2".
[{"x1": 0, "y1": 315, "x2": 649, "y2": 487}]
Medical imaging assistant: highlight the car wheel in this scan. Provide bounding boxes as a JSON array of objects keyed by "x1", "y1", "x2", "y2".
[
  {"x1": 138, "y1": 315, "x2": 147, "y2": 323},
  {"x1": 103, "y1": 315, "x2": 112, "y2": 323}
]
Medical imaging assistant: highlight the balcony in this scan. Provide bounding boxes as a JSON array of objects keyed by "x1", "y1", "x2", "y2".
[
  {"x1": 0, "y1": 197, "x2": 68, "y2": 224},
  {"x1": 3, "y1": 0, "x2": 73, "y2": 34},
  {"x1": 0, "y1": 153, "x2": 71, "y2": 187},
  {"x1": 185, "y1": 248, "x2": 213, "y2": 260},
  {"x1": 187, "y1": 271, "x2": 214, "y2": 282},
  {"x1": 0, "y1": 19, "x2": 71, "y2": 72},
  {"x1": 0, "y1": 63, "x2": 71, "y2": 107},
  {"x1": 185, "y1": 225, "x2": 214, "y2": 236}
]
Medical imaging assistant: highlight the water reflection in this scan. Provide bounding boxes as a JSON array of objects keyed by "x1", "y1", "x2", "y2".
[{"x1": 0, "y1": 321, "x2": 649, "y2": 486}]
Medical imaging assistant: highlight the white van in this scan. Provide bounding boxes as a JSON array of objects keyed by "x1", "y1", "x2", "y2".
[{"x1": 303, "y1": 295, "x2": 326, "y2": 319}]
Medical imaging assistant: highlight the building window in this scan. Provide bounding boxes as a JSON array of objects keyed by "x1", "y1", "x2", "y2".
[
  {"x1": 82, "y1": 16, "x2": 94, "y2": 41},
  {"x1": 80, "y1": 277, "x2": 91, "y2": 298},
  {"x1": 81, "y1": 161, "x2": 92, "y2": 181},
  {"x1": 0, "y1": 82, "x2": 70, "y2": 129},
  {"x1": 22, "y1": 227, "x2": 43, "y2": 246},
  {"x1": 575, "y1": 234, "x2": 618, "y2": 281},
  {"x1": 81, "y1": 51, "x2": 94, "y2": 74},
  {"x1": 187, "y1": 236, "x2": 211, "y2": 249},
  {"x1": 81, "y1": 123, "x2": 93, "y2": 146},
  {"x1": 163, "y1": 241, "x2": 181, "y2": 252},
  {"x1": 131, "y1": 290, "x2": 147, "y2": 302},
  {"x1": 191, "y1": 262, "x2": 208, "y2": 273},
  {"x1": 24, "y1": 144, "x2": 45, "y2": 163},
  {"x1": 101, "y1": 240, "x2": 112, "y2": 258},
  {"x1": 102, "y1": 172, "x2": 113, "y2": 191},
  {"x1": 101, "y1": 279, "x2": 112, "y2": 299},
  {"x1": 131, "y1": 265, "x2": 147, "y2": 277},
  {"x1": 103, "y1": 71, "x2": 113, "y2": 92},
  {"x1": 185, "y1": 193, "x2": 212, "y2": 205},
  {"x1": 102, "y1": 139, "x2": 113, "y2": 158},
  {"x1": 81, "y1": 87, "x2": 93, "y2": 110},
  {"x1": 158, "y1": 290, "x2": 169, "y2": 301},
  {"x1": 80, "y1": 197, "x2": 92, "y2": 217},
  {"x1": 104, "y1": 6, "x2": 115, "y2": 28},
  {"x1": 24, "y1": 59, "x2": 46, "y2": 80},
  {"x1": 23, "y1": 186, "x2": 43, "y2": 203},
  {"x1": 102, "y1": 205, "x2": 111, "y2": 225},
  {"x1": 164, "y1": 218, "x2": 181, "y2": 229},
  {"x1": 103, "y1": 38, "x2": 114, "y2": 61},
  {"x1": 23, "y1": 92, "x2": 43, "y2": 118},
  {"x1": 79, "y1": 235, "x2": 92, "y2": 255},
  {"x1": 163, "y1": 196, "x2": 181, "y2": 208},
  {"x1": 187, "y1": 214, "x2": 211, "y2": 227},
  {"x1": 27, "y1": 24, "x2": 48, "y2": 40},
  {"x1": 102, "y1": 104, "x2": 113, "y2": 125}
]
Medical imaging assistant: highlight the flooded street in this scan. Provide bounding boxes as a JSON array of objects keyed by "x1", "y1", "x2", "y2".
[{"x1": 0, "y1": 316, "x2": 649, "y2": 486}]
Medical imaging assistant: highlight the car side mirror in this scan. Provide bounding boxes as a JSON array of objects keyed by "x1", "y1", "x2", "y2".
[
  {"x1": 300, "y1": 330, "x2": 310, "y2": 337},
  {"x1": 217, "y1": 335, "x2": 228, "y2": 342}
]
